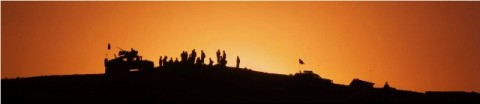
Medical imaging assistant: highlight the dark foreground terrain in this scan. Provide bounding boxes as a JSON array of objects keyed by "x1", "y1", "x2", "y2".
[{"x1": 3, "y1": 66, "x2": 480, "y2": 103}]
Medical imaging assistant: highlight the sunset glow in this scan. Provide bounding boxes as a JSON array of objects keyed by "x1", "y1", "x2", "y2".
[{"x1": 2, "y1": 2, "x2": 480, "y2": 92}]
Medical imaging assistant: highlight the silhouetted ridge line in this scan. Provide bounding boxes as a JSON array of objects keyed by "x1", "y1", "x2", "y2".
[{"x1": 2, "y1": 47, "x2": 479, "y2": 103}]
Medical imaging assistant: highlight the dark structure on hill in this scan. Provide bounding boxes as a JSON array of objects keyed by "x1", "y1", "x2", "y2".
[
  {"x1": 104, "y1": 48, "x2": 154, "y2": 75},
  {"x1": 293, "y1": 70, "x2": 332, "y2": 85},
  {"x1": 349, "y1": 78, "x2": 374, "y2": 89},
  {"x1": 3, "y1": 48, "x2": 480, "y2": 103}
]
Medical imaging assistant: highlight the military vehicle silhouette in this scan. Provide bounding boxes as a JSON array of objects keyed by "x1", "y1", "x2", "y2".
[{"x1": 104, "y1": 48, "x2": 154, "y2": 75}]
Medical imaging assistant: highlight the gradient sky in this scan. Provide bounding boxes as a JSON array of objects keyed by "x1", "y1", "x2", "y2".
[{"x1": 2, "y1": 2, "x2": 480, "y2": 92}]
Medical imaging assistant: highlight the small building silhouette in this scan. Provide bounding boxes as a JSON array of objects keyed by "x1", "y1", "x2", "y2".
[{"x1": 349, "y1": 78, "x2": 374, "y2": 89}]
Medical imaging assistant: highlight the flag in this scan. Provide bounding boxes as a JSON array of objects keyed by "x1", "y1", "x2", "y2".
[
  {"x1": 107, "y1": 43, "x2": 111, "y2": 50},
  {"x1": 299, "y1": 58, "x2": 304, "y2": 65}
]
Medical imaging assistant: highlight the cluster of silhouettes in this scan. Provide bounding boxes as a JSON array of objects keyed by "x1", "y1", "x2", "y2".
[{"x1": 158, "y1": 49, "x2": 241, "y2": 69}]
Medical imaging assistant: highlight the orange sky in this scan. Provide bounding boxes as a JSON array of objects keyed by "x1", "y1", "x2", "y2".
[{"x1": 2, "y1": 2, "x2": 480, "y2": 92}]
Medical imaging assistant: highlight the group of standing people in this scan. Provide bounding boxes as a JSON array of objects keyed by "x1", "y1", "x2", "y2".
[{"x1": 159, "y1": 49, "x2": 241, "y2": 69}]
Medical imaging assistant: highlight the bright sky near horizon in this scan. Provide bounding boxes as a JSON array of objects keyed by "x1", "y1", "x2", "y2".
[{"x1": 2, "y1": 2, "x2": 480, "y2": 92}]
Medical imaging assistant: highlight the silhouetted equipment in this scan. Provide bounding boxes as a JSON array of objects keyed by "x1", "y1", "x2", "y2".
[
  {"x1": 299, "y1": 59, "x2": 304, "y2": 65},
  {"x1": 104, "y1": 48, "x2": 154, "y2": 75},
  {"x1": 294, "y1": 70, "x2": 320, "y2": 79},
  {"x1": 349, "y1": 78, "x2": 374, "y2": 89},
  {"x1": 293, "y1": 70, "x2": 333, "y2": 84},
  {"x1": 236, "y1": 56, "x2": 240, "y2": 69}
]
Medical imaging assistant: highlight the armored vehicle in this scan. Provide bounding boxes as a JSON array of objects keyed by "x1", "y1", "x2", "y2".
[{"x1": 104, "y1": 48, "x2": 154, "y2": 75}]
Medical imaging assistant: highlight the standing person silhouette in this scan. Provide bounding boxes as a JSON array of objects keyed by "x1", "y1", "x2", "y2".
[
  {"x1": 163, "y1": 56, "x2": 168, "y2": 67},
  {"x1": 236, "y1": 56, "x2": 240, "y2": 69},
  {"x1": 181, "y1": 51, "x2": 188, "y2": 63},
  {"x1": 201, "y1": 50, "x2": 206, "y2": 65},
  {"x1": 189, "y1": 49, "x2": 197, "y2": 64},
  {"x1": 221, "y1": 50, "x2": 227, "y2": 66},
  {"x1": 159, "y1": 56, "x2": 163, "y2": 67},
  {"x1": 216, "y1": 49, "x2": 221, "y2": 65},
  {"x1": 222, "y1": 50, "x2": 227, "y2": 61}
]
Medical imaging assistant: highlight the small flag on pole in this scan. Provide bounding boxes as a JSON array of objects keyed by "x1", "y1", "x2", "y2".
[
  {"x1": 299, "y1": 58, "x2": 304, "y2": 65},
  {"x1": 107, "y1": 43, "x2": 111, "y2": 50}
]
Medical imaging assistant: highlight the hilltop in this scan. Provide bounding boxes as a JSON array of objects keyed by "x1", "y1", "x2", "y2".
[{"x1": 3, "y1": 65, "x2": 479, "y2": 103}]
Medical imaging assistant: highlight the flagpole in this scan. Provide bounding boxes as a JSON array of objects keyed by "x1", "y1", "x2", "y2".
[{"x1": 298, "y1": 58, "x2": 304, "y2": 72}]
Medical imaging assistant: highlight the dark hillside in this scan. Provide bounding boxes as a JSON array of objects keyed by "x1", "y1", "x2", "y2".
[{"x1": 3, "y1": 66, "x2": 479, "y2": 103}]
